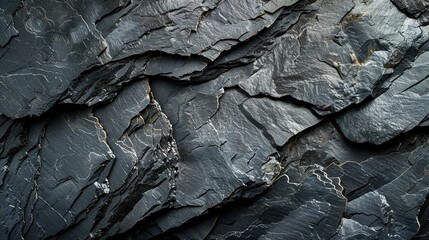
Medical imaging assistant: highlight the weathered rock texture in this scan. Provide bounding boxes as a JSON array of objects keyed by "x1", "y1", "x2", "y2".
[{"x1": 1, "y1": 0, "x2": 429, "y2": 239}]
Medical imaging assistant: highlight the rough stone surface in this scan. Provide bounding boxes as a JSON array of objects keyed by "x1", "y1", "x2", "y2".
[{"x1": 1, "y1": 0, "x2": 429, "y2": 239}]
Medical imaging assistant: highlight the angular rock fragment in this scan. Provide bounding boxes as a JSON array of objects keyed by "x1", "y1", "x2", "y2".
[
  {"x1": 0, "y1": 0, "x2": 299, "y2": 118},
  {"x1": 337, "y1": 49, "x2": 429, "y2": 144},
  {"x1": 391, "y1": 0, "x2": 429, "y2": 24},
  {"x1": 123, "y1": 77, "x2": 321, "y2": 238},
  {"x1": 239, "y1": 0, "x2": 423, "y2": 114},
  {"x1": 205, "y1": 164, "x2": 347, "y2": 240},
  {"x1": 288, "y1": 122, "x2": 429, "y2": 239},
  {"x1": 0, "y1": 9, "x2": 18, "y2": 47},
  {"x1": 0, "y1": 80, "x2": 179, "y2": 239},
  {"x1": 165, "y1": 123, "x2": 429, "y2": 240}
]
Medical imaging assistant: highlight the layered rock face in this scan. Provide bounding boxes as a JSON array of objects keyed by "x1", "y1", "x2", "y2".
[{"x1": 1, "y1": 0, "x2": 429, "y2": 239}]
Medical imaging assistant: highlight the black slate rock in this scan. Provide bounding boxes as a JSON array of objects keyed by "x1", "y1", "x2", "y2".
[{"x1": 1, "y1": 0, "x2": 429, "y2": 240}]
